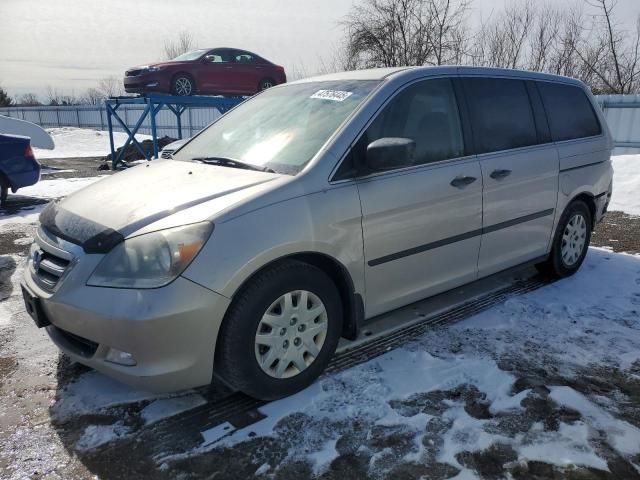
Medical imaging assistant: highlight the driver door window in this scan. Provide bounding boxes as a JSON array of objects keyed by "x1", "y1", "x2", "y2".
[{"x1": 359, "y1": 78, "x2": 464, "y2": 172}]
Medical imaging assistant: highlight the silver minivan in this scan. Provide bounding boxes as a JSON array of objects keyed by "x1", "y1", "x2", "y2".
[{"x1": 21, "y1": 67, "x2": 613, "y2": 400}]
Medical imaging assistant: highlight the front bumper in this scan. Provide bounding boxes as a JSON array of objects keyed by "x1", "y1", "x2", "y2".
[
  {"x1": 21, "y1": 229, "x2": 231, "y2": 392},
  {"x1": 123, "y1": 74, "x2": 170, "y2": 94}
]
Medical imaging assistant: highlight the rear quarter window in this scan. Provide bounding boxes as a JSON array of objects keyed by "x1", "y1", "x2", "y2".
[{"x1": 537, "y1": 82, "x2": 601, "y2": 141}]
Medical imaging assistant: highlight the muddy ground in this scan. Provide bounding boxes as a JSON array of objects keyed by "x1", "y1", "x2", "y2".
[{"x1": 1, "y1": 158, "x2": 640, "y2": 480}]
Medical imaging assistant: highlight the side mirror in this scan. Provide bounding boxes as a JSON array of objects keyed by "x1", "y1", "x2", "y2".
[{"x1": 364, "y1": 137, "x2": 416, "y2": 172}]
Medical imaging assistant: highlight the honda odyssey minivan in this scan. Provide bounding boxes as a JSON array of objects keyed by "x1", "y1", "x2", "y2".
[{"x1": 22, "y1": 66, "x2": 613, "y2": 400}]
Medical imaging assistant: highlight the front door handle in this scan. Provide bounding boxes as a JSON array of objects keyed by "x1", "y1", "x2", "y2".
[
  {"x1": 450, "y1": 176, "x2": 477, "y2": 188},
  {"x1": 490, "y1": 169, "x2": 512, "y2": 180}
]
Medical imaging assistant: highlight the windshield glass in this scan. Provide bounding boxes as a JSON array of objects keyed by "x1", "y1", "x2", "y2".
[
  {"x1": 173, "y1": 80, "x2": 381, "y2": 175},
  {"x1": 172, "y1": 49, "x2": 208, "y2": 61}
]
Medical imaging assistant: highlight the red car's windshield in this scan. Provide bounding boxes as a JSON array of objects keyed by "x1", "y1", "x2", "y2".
[
  {"x1": 172, "y1": 49, "x2": 208, "y2": 61},
  {"x1": 174, "y1": 80, "x2": 381, "y2": 175}
]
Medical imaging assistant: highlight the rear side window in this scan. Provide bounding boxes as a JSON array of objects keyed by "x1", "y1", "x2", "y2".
[
  {"x1": 537, "y1": 82, "x2": 601, "y2": 141},
  {"x1": 463, "y1": 77, "x2": 538, "y2": 154}
]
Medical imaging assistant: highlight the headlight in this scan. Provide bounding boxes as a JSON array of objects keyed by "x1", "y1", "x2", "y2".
[
  {"x1": 87, "y1": 222, "x2": 213, "y2": 289},
  {"x1": 148, "y1": 66, "x2": 164, "y2": 72}
]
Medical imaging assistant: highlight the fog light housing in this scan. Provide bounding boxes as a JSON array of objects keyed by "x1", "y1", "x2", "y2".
[{"x1": 105, "y1": 348, "x2": 137, "y2": 366}]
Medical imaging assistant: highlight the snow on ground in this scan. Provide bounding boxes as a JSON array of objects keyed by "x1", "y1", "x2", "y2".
[
  {"x1": 174, "y1": 247, "x2": 640, "y2": 478},
  {"x1": 19, "y1": 176, "x2": 104, "y2": 199},
  {"x1": 32, "y1": 127, "x2": 151, "y2": 159},
  {"x1": 52, "y1": 371, "x2": 170, "y2": 422},
  {"x1": 0, "y1": 176, "x2": 104, "y2": 226},
  {"x1": 610, "y1": 154, "x2": 640, "y2": 215},
  {"x1": 75, "y1": 422, "x2": 131, "y2": 453}
]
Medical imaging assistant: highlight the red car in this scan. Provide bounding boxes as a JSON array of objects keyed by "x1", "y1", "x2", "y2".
[{"x1": 123, "y1": 48, "x2": 287, "y2": 96}]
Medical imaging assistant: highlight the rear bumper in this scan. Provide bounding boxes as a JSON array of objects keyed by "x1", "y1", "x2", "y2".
[
  {"x1": 595, "y1": 189, "x2": 612, "y2": 223},
  {"x1": 3, "y1": 157, "x2": 40, "y2": 191}
]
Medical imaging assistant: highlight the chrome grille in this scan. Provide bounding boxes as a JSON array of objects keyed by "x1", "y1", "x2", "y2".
[
  {"x1": 31, "y1": 227, "x2": 79, "y2": 291},
  {"x1": 32, "y1": 249, "x2": 70, "y2": 290}
]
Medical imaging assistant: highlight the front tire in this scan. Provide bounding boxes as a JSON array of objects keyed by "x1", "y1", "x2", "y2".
[
  {"x1": 216, "y1": 260, "x2": 343, "y2": 400},
  {"x1": 172, "y1": 74, "x2": 195, "y2": 96},
  {"x1": 536, "y1": 200, "x2": 592, "y2": 278}
]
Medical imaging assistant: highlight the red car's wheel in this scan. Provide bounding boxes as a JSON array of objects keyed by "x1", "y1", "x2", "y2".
[
  {"x1": 172, "y1": 74, "x2": 195, "y2": 96},
  {"x1": 258, "y1": 78, "x2": 276, "y2": 92}
]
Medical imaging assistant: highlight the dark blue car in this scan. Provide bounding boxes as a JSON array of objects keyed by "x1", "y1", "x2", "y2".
[{"x1": 0, "y1": 134, "x2": 41, "y2": 206}]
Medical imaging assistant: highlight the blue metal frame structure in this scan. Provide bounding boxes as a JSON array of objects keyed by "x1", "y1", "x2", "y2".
[{"x1": 104, "y1": 94, "x2": 244, "y2": 169}]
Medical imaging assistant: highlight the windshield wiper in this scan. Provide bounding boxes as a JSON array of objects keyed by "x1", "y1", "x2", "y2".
[{"x1": 191, "y1": 156, "x2": 275, "y2": 173}]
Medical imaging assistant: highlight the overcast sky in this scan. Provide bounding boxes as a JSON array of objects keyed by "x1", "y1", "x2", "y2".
[{"x1": 1, "y1": 0, "x2": 638, "y2": 98}]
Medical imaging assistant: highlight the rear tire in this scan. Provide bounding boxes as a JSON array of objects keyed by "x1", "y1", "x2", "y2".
[
  {"x1": 257, "y1": 78, "x2": 276, "y2": 92},
  {"x1": 536, "y1": 200, "x2": 592, "y2": 278},
  {"x1": 216, "y1": 260, "x2": 343, "y2": 400},
  {"x1": 172, "y1": 74, "x2": 195, "y2": 96}
]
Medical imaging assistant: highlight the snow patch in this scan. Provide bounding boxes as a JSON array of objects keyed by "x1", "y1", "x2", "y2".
[
  {"x1": 33, "y1": 127, "x2": 151, "y2": 159},
  {"x1": 75, "y1": 422, "x2": 131, "y2": 452},
  {"x1": 53, "y1": 371, "x2": 165, "y2": 421},
  {"x1": 308, "y1": 438, "x2": 339, "y2": 475},
  {"x1": 18, "y1": 176, "x2": 105, "y2": 199},
  {"x1": 610, "y1": 154, "x2": 640, "y2": 215},
  {"x1": 550, "y1": 386, "x2": 640, "y2": 456}
]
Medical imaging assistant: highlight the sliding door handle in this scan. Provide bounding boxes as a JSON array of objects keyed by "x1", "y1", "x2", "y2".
[
  {"x1": 490, "y1": 169, "x2": 512, "y2": 180},
  {"x1": 450, "y1": 176, "x2": 477, "y2": 188}
]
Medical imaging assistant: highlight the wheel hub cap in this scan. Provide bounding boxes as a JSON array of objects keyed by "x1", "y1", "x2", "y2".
[
  {"x1": 254, "y1": 290, "x2": 328, "y2": 379},
  {"x1": 561, "y1": 213, "x2": 587, "y2": 266}
]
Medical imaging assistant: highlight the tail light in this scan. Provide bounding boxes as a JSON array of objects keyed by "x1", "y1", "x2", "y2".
[{"x1": 24, "y1": 144, "x2": 34, "y2": 158}]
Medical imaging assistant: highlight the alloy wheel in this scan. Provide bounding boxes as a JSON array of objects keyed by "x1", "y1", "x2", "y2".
[
  {"x1": 174, "y1": 77, "x2": 193, "y2": 96},
  {"x1": 254, "y1": 290, "x2": 328, "y2": 379}
]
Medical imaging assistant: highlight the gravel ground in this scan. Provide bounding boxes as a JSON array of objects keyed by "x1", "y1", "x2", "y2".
[{"x1": 1, "y1": 159, "x2": 639, "y2": 480}]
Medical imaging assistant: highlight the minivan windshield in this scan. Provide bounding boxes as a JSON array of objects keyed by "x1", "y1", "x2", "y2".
[
  {"x1": 172, "y1": 49, "x2": 208, "y2": 61},
  {"x1": 173, "y1": 80, "x2": 381, "y2": 175}
]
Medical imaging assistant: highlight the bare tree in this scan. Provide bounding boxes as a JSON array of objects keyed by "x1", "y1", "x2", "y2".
[
  {"x1": 339, "y1": 0, "x2": 640, "y2": 92},
  {"x1": 472, "y1": 2, "x2": 535, "y2": 69},
  {"x1": 342, "y1": 0, "x2": 474, "y2": 69},
  {"x1": 426, "y1": 0, "x2": 470, "y2": 65},
  {"x1": 164, "y1": 31, "x2": 195, "y2": 60},
  {"x1": 17, "y1": 93, "x2": 42, "y2": 106},
  {"x1": 574, "y1": 0, "x2": 640, "y2": 93},
  {"x1": 46, "y1": 86, "x2": 81, "y2": 106},
  {"x1": 96, "y1": 76, "x2": 124, "y2": 98},
  {"x1": 82, "y1": 88, "x2": 103, "y2": 105}
]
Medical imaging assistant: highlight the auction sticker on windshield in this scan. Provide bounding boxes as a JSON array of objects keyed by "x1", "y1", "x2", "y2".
[{"x1": 310, "y1": 90, "x2": 353, "y2": 102}]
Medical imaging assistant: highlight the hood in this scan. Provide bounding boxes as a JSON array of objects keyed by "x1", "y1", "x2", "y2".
[
  {"x1": 40, "y1": 160, "x2": 282, "y2": 253},
  {"x1": 129, "y1": 61, "x2": 188, "y2": 70}
]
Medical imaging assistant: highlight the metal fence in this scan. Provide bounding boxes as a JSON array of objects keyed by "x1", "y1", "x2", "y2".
[
  {"x1": 0, "y1": 103, "x2": 222, "y2": 139},
  {"x1": 596, "y1": 94, "x2": 640, "y2": 155},
  {"x1": 1, "y1": 94, "x2": 639, "y2": 153}
]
